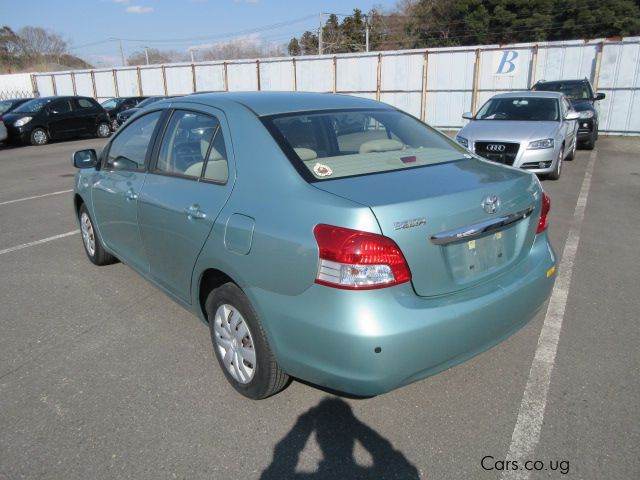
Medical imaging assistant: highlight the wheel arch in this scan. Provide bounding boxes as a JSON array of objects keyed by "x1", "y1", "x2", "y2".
[
  {"x1": 197, "y1": 268, "x2": 238, "y2": 322},
  {"x1": 73, "y1": 193, "x2": 85, "y2": 218}
]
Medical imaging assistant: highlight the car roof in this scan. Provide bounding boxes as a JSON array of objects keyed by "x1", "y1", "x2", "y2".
[
  {"x1": 536, "y1": 79, "x2": 589, "y2": 84},
  {"x1": 176, "y1": 91, "x2": 393, "y2": 116},
  {"x1": 491, "y1": 91, "x2": 563, "y2": 100}
]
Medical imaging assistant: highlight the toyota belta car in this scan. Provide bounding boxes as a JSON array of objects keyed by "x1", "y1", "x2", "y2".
[
  {"x1": 456, "y1": 91, "x2": 579, "y2": 180},
  {"x1": 72, "y1": 92, "x2": 556, "y2": 399}
]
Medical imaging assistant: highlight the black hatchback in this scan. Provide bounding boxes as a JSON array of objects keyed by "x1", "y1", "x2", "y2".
[{"x1": 3, "y1": 96, "x2": 111, "y2": 145}]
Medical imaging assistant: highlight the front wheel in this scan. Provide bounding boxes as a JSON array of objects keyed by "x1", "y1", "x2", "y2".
[
  {"x1": 96, "y1": 122, "x2": 111, "y2": 138},
  {"x1": 79, "y1": 204, "x2": 116, "y2": 265},
  {"x1": 206, "y1": 283, "x2": 289, "y2": 399},
  {"x1": 30, "y1": 128, "x2": 49, "y2": 146},
  {"x1": 566, "y1": 135, "x2": 576, "y2": 161},
  {"x1": 547, "y1": 145, "x2": 563, "y2": 180}
]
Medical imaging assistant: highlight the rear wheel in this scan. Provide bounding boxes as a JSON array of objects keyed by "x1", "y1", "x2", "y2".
[
  {"x1": 547, "y1": 145, "x2": 563, "y2": 180},
  {"x1": 30, "y1": 128, "x2": 49, "y2": 146},
  {"x1": 206, "y1": 283, "x2": 289, "y2": 399},
  {"x1": 96, "y1": 122, "x2": 111, "y2": 138},
  {"x1": 79, "y1": 204, "x2": 116, "y2": 265}
]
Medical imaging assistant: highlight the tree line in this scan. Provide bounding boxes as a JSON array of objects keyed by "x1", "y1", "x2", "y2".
[
  {"x1": 288, "y1": 0, "x2": 640, "y2": 56},
  {"x1": 0, "y1": 26, "x2": 90, "y2": 73}
]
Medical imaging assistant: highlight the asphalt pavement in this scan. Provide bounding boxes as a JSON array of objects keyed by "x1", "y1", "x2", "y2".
[{"x1": 0, "y1": 136, "x2": 638, "y2": 479}]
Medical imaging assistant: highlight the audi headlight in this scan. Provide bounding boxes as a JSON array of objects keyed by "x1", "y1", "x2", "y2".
[
  {"x1": 455, "y1": 135, "x2": 469, "y2": 148},
  {"x1": 14, "y1": 116, "x2": 32, "y2": 127},
  {"x1": 579, "y1": 110, "x2": 594, "y2": 119},
  {"x1": 527, "y1": 138, "x2": 554, "y2": 150}
]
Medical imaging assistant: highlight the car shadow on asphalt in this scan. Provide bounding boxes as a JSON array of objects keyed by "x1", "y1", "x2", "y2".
[{"x1": 260, "y1": 397, "x2": 420, "y2": 479}]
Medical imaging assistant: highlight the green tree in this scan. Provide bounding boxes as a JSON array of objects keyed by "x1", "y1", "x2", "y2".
[{"x1": 288, "y1": 37, "x2": 301, "y2": 56}]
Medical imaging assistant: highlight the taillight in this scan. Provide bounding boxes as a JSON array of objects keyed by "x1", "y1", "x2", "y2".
[
  {"x1": 313, "y1": 224, "x2": 411, "y2": 290},
  {"x1": 536, "y1": 192, "x2": 551, "y2": 234}
]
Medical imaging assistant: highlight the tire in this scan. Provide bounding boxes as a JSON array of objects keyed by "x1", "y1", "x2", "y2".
[
  {"x1": 581, "y1": 133, "x2": 595, "y2": 150},
  {"x1": 206, "y1": 283, "x2": 289, "y2": 399},
  {"x1": 547, "y1": 145, "x2": 563, "y2": 180},
  {"x1": 79, "y1": 204, "x2": 116, "y2": 266},
  {"x1": 96, "y1": 122, "x2": 111, "y2": 138},
  {"x1": 30, "y1": 128, "x2": 49, "y2": 146},
  {"x1": 110, "y1": 118, "x2": 119, "y2": 132},
  {"x1": 566, "y1": 135, "x2": 576, "y2": 161}
]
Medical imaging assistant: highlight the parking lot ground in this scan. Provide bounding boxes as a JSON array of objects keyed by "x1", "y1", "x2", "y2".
[{"x1": 0, "y1": 137, "x2": 638, "y2": 479}]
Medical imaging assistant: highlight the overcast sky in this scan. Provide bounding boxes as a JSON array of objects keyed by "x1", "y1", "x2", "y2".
[{"x1": 2, "y1": 0, "x2": 398, "y2": 66}]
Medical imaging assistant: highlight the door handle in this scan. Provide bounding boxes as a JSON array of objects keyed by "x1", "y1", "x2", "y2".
[
  {"x1": 184, "y1": 204, "x2": 207, "y2": 220},
  {"x1": 125, "y1": 189, "x2": 138, "y2": 201}
]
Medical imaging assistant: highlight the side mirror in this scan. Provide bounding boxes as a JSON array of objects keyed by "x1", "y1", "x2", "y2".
[
  {"x1": 462, "y1": 111, "x2": 474, "y2": 120},
  {"x1": 595, "y1": 92, "x2": 606, "y2": 101},
  {"x1": 565, "y1": 111, "x2": 580, "y2": 121},
  {"x1": 72, "y1": 149, "x2": 98, "y2": 169}
]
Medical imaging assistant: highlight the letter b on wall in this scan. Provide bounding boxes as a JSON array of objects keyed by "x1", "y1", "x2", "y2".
[{"x1": 495, "y1": 50, "x2": 519, "y2": 75}]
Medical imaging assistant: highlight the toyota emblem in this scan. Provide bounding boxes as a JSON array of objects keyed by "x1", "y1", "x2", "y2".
[
  {"x1": 482, "y1": 194, "x2": 500, "y2": 214},
  {"x1": 487, "y1": 144, "x2": 506, "y2": 152}
]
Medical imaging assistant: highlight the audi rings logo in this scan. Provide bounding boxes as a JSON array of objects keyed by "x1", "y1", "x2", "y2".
[
  {"x1": 487, "y1": 144, "x2": 506, "y2": 152},
  {"x1": 482, "y1": 194, "x2": 500, "y2": 214}
]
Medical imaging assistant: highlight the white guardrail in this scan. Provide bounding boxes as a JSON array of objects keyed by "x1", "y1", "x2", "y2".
[{"x1": 1, "y1": 37, "x2": 639, "y2": 134}]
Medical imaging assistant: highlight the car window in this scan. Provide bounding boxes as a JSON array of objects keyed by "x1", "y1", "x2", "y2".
[
  {"x1": 534, "y1": 82, "x2": 592, "y2": 100},
  {"x1": 475, "y1": 97, "x2": 559, "y2": 121},
  {"x1": 202, "y1": 127, "x2": 229, "y2": 183},
  {"x1": 156, "y1": 110, "x2": 220, "y2": 179},
  {"x1": 50, "y1": 100, "x2": 72, "y2": 114},
  {"x1": 267, "y1": 109, "x2": 465, "y2": 182},
  {"x1": 105, "y1": 111, "x2": 162, "y2": 171},
  {"x1": 13, "y1": 98, "x2": 51, "y2": 113},
  {"x1": 101, "y1": 98, "x2": 121, "y2": 109},
  {"x1": 77, "y1": 98, "x2": 95, "y2": 109},
  {"x1": 0, "y1": 100, "x2": 14, "y2": 114}
]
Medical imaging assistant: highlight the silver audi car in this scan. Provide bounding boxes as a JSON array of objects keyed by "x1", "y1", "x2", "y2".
[{"x1": 456, "y1": 91, "x2": 579, "y2": 180}]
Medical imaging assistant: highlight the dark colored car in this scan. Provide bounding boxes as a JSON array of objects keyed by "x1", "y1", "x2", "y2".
[
  {"x1": 115, "y1": 96, "x2": 174, "y2": 127},
  {"x1": 531, "y1": 78, "x2": 605, "y2": 150},
  {"x1": 3, "y1": 96, "x2": 111, "y2": 146},
  {"x1": 101, "y1": 97, "x2": 147, "y2": 130}
]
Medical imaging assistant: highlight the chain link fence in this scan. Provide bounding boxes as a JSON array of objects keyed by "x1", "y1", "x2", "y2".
[{"x1": 0, "y1": 89, "x2": 35, "y2": 100}]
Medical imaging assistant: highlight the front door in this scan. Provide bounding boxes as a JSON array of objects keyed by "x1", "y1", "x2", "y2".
[
  {"x1": 91, "y1": 110, "x2": 164, "y2": 273},
  {"x1": 137, "y1": 106, "x2": 234, "y2": 302},
  {"x1": 47, "y1": 99, "x2": 75, "y2": 138}
]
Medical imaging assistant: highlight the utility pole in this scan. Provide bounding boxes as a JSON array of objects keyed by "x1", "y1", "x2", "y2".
[
  {"x1": 318, "y1": 12, "x2": 323, "y2": 55},
  {"x1": 118, "y1": 39, "x2": 126, "y2": 66},
  {"x1": 365, "y1": 15, "x2": 370, "y2": 52},
  {"x1": 144, "y1": 46, "x2": 149, "y2": 65}
]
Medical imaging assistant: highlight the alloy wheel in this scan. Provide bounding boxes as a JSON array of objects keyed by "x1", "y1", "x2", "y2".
[
  {"x1": 33, "y1": 130, "x2": 47, "y2": 145},
  {"x1": 213, "y1": 304, "x2": 256, "y2": 384},
  {"x1": 80, "y1": 212, "x2": 96, "y2": 257}
]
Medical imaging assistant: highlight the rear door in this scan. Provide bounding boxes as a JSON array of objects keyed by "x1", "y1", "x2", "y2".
[
  {"x1": 91, "y1": 110, "x2": 164, "y2": 273},
  {"x1": 73, "y1": 98, "x2": 100, "y2": 134},
  {"x1": 137, "y1": 105, "x2": 235, "y2": 302}
]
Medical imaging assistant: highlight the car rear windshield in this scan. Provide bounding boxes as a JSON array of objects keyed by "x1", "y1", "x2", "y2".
[
  {"x1": 476, "y1": 97, "x2": 559, "y2": 121},
  {"x1": 264, "y1": 109, "x2": 467, "y2": 181},
  {"x1": 13, "y1": 98, "x2": 52, "y2": 113}
]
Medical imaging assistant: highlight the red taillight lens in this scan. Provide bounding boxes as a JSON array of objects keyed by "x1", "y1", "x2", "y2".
[
  {"x1": 313, "y1": 224, "x2": 411, "y2": 289},
  {"x1": 536, "y1": 192, "x2": 551, "y2": 234}
]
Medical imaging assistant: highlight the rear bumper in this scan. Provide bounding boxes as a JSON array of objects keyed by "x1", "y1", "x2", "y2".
[{"x1": 248, "y1": 233, "x2": 556, "y2": 396}]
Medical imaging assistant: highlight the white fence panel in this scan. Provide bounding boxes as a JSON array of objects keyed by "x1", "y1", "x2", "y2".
[
  {"x1": 74, "y1": 72, "x2": 93, "y2": 97},
  {"x1": 536, "y1": 43, "x2": 598, "y2": 82},
  {"x1": 296, "y1": 58, "x2": 333, "y2": 92},
  {"x1": 599, "y1": 42, "x2": 640, "y2": 132},
  {"x1": 140, "y1": 67, "x2": 165, "y2": 96},
  {"x1": 0, "y1": 73, "x2": 33, "y2": 97},
  {"x1": 35, "y1": 76, "x2": 54, "y2": 97},
  {"x1": 165, "y1": 65, "x2": 194, "y2": 95},
  {"x1": 227, "y1": 62, "x2": 258, "y2": 91},
  {"x1": 259, "y1": 60, "x2": 294, "y2": 91},
  {"x1": 381, "y1": 53, "x2": 423, "y2": 92},
  {"x1": 479, "y1": 47, "x2": 533, "y2": 93},
  {"x1": 115, "y1": 69, "x2": 139, "y2": 97},
  {"x1": 381, "y1": 92, "x2": 422, "y2": 118},
  {"x1": 427, "y1": 50, "x2": 476, "y2": 127},
  {"x1": 93, "y1": 70, "x2": 116, "y2": 100},
  {"x1": 194, "y1": 64, "x2": 225, "y2": 91},
  {"x1": 337, "y1": 56, "x2": 377, "y2": 93},
  {"x1": 53, "y1": 73, "x2": 74, "y2": 95}
]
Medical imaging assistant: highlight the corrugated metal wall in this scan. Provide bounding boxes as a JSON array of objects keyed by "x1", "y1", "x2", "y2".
[{"x1": 3, "y1": 36, "x2": 638, "y2": 133}]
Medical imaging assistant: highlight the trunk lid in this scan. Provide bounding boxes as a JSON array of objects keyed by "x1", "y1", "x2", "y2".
[{"x1": 312, "y1": 158, "x2": 541, "y2": 297}]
